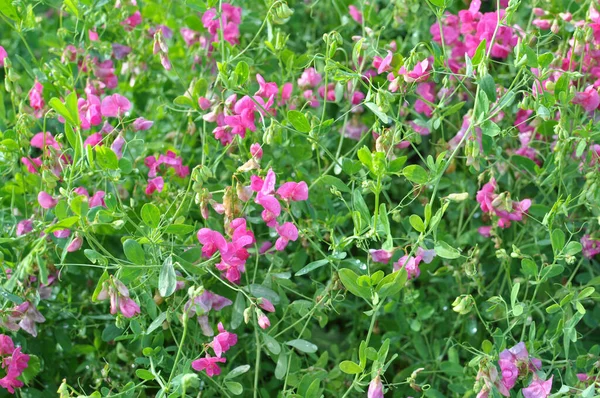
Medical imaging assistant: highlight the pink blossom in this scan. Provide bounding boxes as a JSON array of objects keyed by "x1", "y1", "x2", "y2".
[
  {"x1": 522, "y1": 376, "x2": 553, "y2": 398},
  {"x1": 31, "y1": 132, "x2": 61, "y2": 151},
  {"x1": 111, "y1": 135, "x2": 126, "y2": 158},
  {"x1": 393, "y1": 255, "x2": 421, "y2": 279},
  {"x1": 369, "y1": 249, "x2": 393, "y2": 264},
  {"x1": 16, "y1": 220, "x2": 33, "y2": 236},
  {"x1": 53, "y1": 229, "x2": 71, "y2": 239},
  {"x1": 259, "y1": 241, "x2": 273, "y2": 254},
  {"x1": 11, "y1": 302, "x2": 45, "y2": 337},
  {"x1": 29, "y1": 81, "x2": 44, "y2": 117},
  {"x1": 258, "y1": 312, "x2": 271, "y2": 329},
  {"x1": 21, "y1": 157, "x2": 42, "y2": 173},
  {"x1": 476, "y1": 178, "x2": 497, "y2": 213},
  {"x1": 581, "y1": 235, "x2": 600, "y2": 259},
  {"x1": 349, "y1": 5, "x2": 363, "y2": 24},
  {"x1": 259, "y1": 298, "x2": 275, "y2": 313},
  {"x1": 89, "y1": 191, "x2": 106, "y2": 208},
  {"x1": 185, "y1": 290, "x2": 233, "y2": 335},
  {"x1": 210, "y1": 322, "x2": 237, "y2": 357},
  {"x1": 367, "y1": 376, "x2": 384, "y2": 398},
  {"x1": 399, "y1": 59, "x2": 430, "y2": 83},
  {"x1": 256, "y1": 74, "x2": 279, "y2": 99},
  {"x1": 101, "y1": 94, "x2": 131, "y2": 118},
  {"x1": 373, "y1": 51, "x2": 393, "y2": 75},
  {"x1": 84, "y1": 132, "x2": 104, "y2": 147},
  {"x1": 478, "y1": 226, "x2": 492, "y2": 237},
  {"x1": 145, "y1": 176, "x2": 164, "y2": 195},
  {"x1": 192, "y1": 355, "x2": 226, "y2": 377},
  {"x1": 573, "y1": 86, "x2": 600, "y2": 112},
  {"x1": 112, "y1": 43, "x2": 132, "y2": 59},
  {"x1": 122, "y1": 10, "x2": 142, "y2": 30},
  {"x1": 250, "y1": 143, "x2": 263, "y2": 159},
  {"x1": 67, "y1": 236, "x2": 83, "y2": 252},
  {"x1": 275, "y1": 222, "x2": 299, "y2": 251},
  {"x1": 276, "y1": 181, "x2": 309, "y2": 201},
  {"x1": 0, "y1": 337, "x2": 30, "y2": 394},
  {"x1": 0, "y1": 46, "x2": 7, "y2": 66},
  {"x1": 38, "y1": 191, "x2": 58, "y2": 209},
  {"x1": 415, "y1": 82, "x2": 436, "y2": 117},
  {"x1": 318, "y1": 83, "x2": 337, "y2": 101},
  {"x1": 89, "y1": 30, "x2": 99, "y2": 41},
  {"x1": 77, "y1": 94, "x2": 102, "y2": 130},
  {"x1": 198, "y1": 97, "x2": 212, "y2": 110},
  {"x1": 0, "y1": 335, "x2": 15, "y2": 356},
  {"x1": 197, "y1": 228, "x2": 228, "y2": 258},
  {"x1": 97, "y1": 278, "x2": 141, "y2": 318}
]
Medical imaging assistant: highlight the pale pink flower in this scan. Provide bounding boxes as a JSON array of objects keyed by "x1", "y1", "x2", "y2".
[
  {"x1": 367, "y1": 376, "x2": 384, "y2": 398},
  {"x1": 522, "y1": 376, "x2": 553, "y2": 398},
  {"x1": 348, "y1": 5, "x2": 363, "y2": 24},
  {"x1": 38, "y1": 191, "x2": 57, "y2": 209},
  {"x1": 369, "y1": 249, "x2": 393, "y2": 264},
  {"x1": 101, "y1": 94, "x2": 131, "y2": 117}
]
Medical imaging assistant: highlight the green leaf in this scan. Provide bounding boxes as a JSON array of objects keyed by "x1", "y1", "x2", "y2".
[
  {"x1": 45, "y1": 216, "x2": 79, "y2": 233},
  {"x1": 434, "y1": 240, "x2": 460, "y2": 259},
  {"x1": 339, "y1": 360, "x2": 363, "y2": 374},
  {"x1": 224, "y1": 381, "x2": 243, "y2": 395},
  {"x1": 135, "y1": 369, "x2": 155, "y2": 380},
  {"x1": 275, "y1": 351, "x2": 288, "y2": 380},
  {"x1": 409, "y1": 214, "x2": 425, "y2": 233},
  {"x1": 225, "y1": 365, "x2": 251, "y2": 380},
  {"x1": 263, "y1": 334, "x2": 281, "y2": 355},
  {"x1": 479, "y1": 74, "x2": 497, "y2": 102},
  {"x1": 481, "y1": 120, "x2": 500, "y2": 137},
  {"x1": 193, "y1": 78, "x2": 208, "y2": 97},
  {"x1": 164, "y1": 224, "x2": 195, "y2": 235},
  {"x1": 376, "y1": 269, "x2": 407, "y2": 299},
  {"x1": 288, "y1": 110, "x2": 311, "y2": 133},
  {"x1": 286, "y1": 339, "x2": 318, "y2": 353},
  {"x1": 158, "y1": 256, "x2": 177, "y2": 297},
  {"x1": 320, "y1": 175, "x2": 351, "y2": 193},
  {"x1": 563, "y1": 241, "x2": 582, "y2": 256},
  {"x1": 402, "y1": 165, "x2": 429, "y2": 184},
  {"x1": 521, "y1": 258, "x2": 538, "y2": 278},
  {"x1": 440, "y1": 361, "x2": 463, "y2": 376},
  {"x1": 234, "y1": 61, "x2": 249, "y2": 85},
  {"x1": 428, "y1": 0, "x2": 445, "y2": 8},
  {"x1": 357, "y1": 146, "x2": 373, "y2": 172},
  {"x1": 174, "y1": 95, "x2": 194, "y2": 107},
  {"x1": 141, "y1": 203, "x2": 161, "y2": 229},
  {"x1": 123, "y1": 239, "x2": 145, "y2": 265},
  {"x1": 471, "y1": 39, "x2": 487, "y2": 66},
  {"x1": 365, "y1": 102, "x2": 390, "y2": 124},
  {"x1": 388, "y1": 156, "x2": 407, "y2": 173},
  {"x1": 0, "y1": 0, "x2": 19, "y2": 20},
  {"x1": 295, "y1": 259, "x2": 329, "y2": 276},
  {"x1": 551, "y1": 229, "x2": 565, "y2": 254},
  {"x1": 95, "y1": 146, "x2": 119, "y2": 170},
  {"x1": 146, "y1": 312, "x2": 167, "y2": 335},
  {"x1": 338, "y1": 268, "x2": 370, "y2": 299},
  {"x1": 231, "y1": 292, "x2": 245, "y2": 329}
]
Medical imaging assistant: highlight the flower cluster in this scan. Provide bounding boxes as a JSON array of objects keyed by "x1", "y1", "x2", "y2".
[
  {"x1": 0, "y1": 335, "x2": 30, "y2": 394},
  {"x1": 476, "y1": 178, "x2": 531, "y2": 233}
]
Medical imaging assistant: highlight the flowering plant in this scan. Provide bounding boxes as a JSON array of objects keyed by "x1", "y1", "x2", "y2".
[{"x1": 1, "y1": 0, "x2": 600, "y2": 397}]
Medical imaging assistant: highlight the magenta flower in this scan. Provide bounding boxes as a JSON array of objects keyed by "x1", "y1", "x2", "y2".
[
  {"x1": 197, "y1": 228, "x2": 228, "y2": 258},
  {"x1": 16, "y1": 220, "x2": 33, "y2": 236},
  {"x1": 373, "y1": 51, "x2": 393, "y2": 75},
  {"x1": 276, "y1": 181, "x2": 309, "y2": 202},
  {"x1": 573, "y1": 86, "x2": 600, "y2": 112},
  {"x1": 275, "y1": 222, "x2": 299, "y2": 251},
  {"x1": 132, "y1": 117, "x2": 153, "y2": 131},
  {"x1": 84, "y1": 132, "x2": 103, "y2": 148},
  {"x1": 31, "y1": 132, "x2": 61, "y2": 151},
  {"x1": 259, "y1": 298, "x2": 275, "y2": 313},
  {"x1": 581, "y1": 234, "x2": 600, "y2": 259},
  {"x1": 21, "y1": 156, "x2": 42, "y2": 174},
  {"x1": 369, "y1": 249, "x2": 393, "y2": 264},
  {"x1": 0, "y1": 46, "x2": 7, "y2": 67},
  {"x1": 77, "y1": 94, "x2": 102, "y2": 130},
  {"x1": 101, "y1": 94, "x2": 131, "y2": 118},
  {"x1": 210, "y1": 322, "x2": 238, "y2": 357},
  {"x1": 29, "y1": 81, "x2": 44, "y2": 118},
  {"x1": 192, "y1": 354, "x2": 226, "y2": 377},
  {"x1": 89, "y1": 191, "x2": 106, "y2": 208},
  {"x1": 348, "y1": 5, "x2": 363, "y2": 24},
  {"x1": 122, "y1": 10, "x2": 142, "y2": 30},
  {"x1": 367, "y1": 376, "x2": 384, "y2": 398},
  {"x1": 393, "y1": 255, "x2": 421, "y2": 279},
  {"x1": 112, "y1": 43, "x2": 132, "y2": 59},
  {"x1": 399, "y1": 59, "x2": 430, "y2": 83},
  {"x1": 38, "y1": 191, "x2": 58, "y2": 209},
  {"x1": 522, "y1": 376, "x2": 552, "y2": 398},
  {"x1": 0, "y1": 335, "x2": 30, "y2": 394},
  {"x1": 111, "y1": 135, "x2": 126, "y2": 158},
  {"x1": 145, "y1": 176, "x2": 164, "y2": 195}
]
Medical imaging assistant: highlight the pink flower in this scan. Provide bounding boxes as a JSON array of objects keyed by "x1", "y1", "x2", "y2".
[
  {"x1": 399, "y1": 59, "x2": 430, "y2": 83},
  {"x1": 90, "y1": 191, "x2": 106, "y2": 208},
  {"x1": 97, "y1": 278, "x2": 141, "y2": 318},
  {"x1": 122, "y1": 10, "x2": 142, "y2": 30},
  {"x1": 67, "y1": 236, "x2": 83, "y2": 252},
  {"x1": 393, "y1": 255, "x2": 421, "y2": 279},
  {"x1": 259, "y1": 298, "x2": 275, "y2": 313},
  {"x1": 11, "y1": 302, "x2": 45, "y2": 337},
  {"x1": 111, "y1": 135, "x2": 126, "y2": 158},
  {"x1": 476, "y1": 178, "x2": 497, "y2": 213},
  {"x1": 89, "y1": 30, "x2": 99, "y2": 41},
  {"x1": 581, "y1": 234, "x2": 600, "y2": 259},
  {"x1": 276, "y1": 181, "x2": 309, "y2": 201},
  {"x1": 101, "y1": 94, "x2": 131, "y2": 118},
  {"x1": 0, "y1": 339, "x2": 30, "y2": 394},
  {"x1": 192, "y1": 355, "x2": 226, "y2": 377},
  {"x1": 198, "y1": 97, "x2": 212, "y2": 110},
  {"x1": 210, "y1": 322, "x2": 237, "y2": 357},
  {"x1": 0, "y1": 335, "x2": 15, "y2": 356},
  {"x1": 369, "y1": 249, "x2": 393, "y2": 264},
  {"x1": 132, "y1": 117, "x2": 153, "y2": 131},
  {"x1": 348, "y1": 5, "x2": 363, "y2": 24},
  {"x1": 21, "y1": 157, "x2": 42, "y2": 173},
  {"x1": 522, "y1": 376, "x2": 553, "y2": 398},
  {"x1": 478, "y1": 226, "x2": 492, "y2": 237},
  {"x1": 373, "y1": 51, "x2": 393, "y2": 75},
  {"x1": 318, "y1": 83, "x2": 337, "y2": 101},
  {"x1": 250, "y1": 143, "x2": 263, "y2": 159},
  {"x1": 367, "y1": 376, "x2": 384, "y2": 398},
  {"x1": 77, "y1": 95, "x2": 102, "y2": 130},
  {"x1": 275, "y1": 222, "x2": 299, "y2": 251},
  {"x1": 16, "y1": 220, "x2": 33, "y2": 236},
  {"x1": 257, "y1": 312, "x2": 271, "y2": 329},
  {"x1": 573, "y1": 86, "x2": 600, "y2": 112},
  {"x1": 255, "y1": 74, "x2": 279, "y2": 99},
  {"x1": 112, "y1": 43, "x2": 132, "y2": 59},
  {"x1": 0, "y1": 46, "x2": 7, "y2": 67},
  {"x1": 38, "y1": 191, "x2": 57, "y2": 209},
  {"x1": 29, "y1": 81, "x2": 44, "y2": 117},
  {"x1": 53, "y1": 229, "x2": 71, "y2": 239},
  {"x1": 84, "y1": 132, "x2": 103, "y2": 147},
  {"x1": 145, "y1": 177, "x2": 164, "y2": 195},
  {"x1": 197, "y1": 228, "x2": 228, "y2": 258},
  {"x1": 31, "y1": 132, "x2": 61, "y2": 151}
]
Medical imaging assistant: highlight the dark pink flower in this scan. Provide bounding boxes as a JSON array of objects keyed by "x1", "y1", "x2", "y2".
[
  {"x1": 89, "y1": 191, "x2": 106, "y2": 208},
  {"x1": 275, "y1": 222, "x2": 298, "y2": 251},
  {"x1": 259, "y1": 298, "x2": 275, "y2": 313},
  {"x1": 573, "y1": 86, "x2": 600, "y2": 112},
  {"x1": 122, "y1": 10, "x2": 142, "y2": 30},
  {"x1": 29, "y1": 81, "x2": 44, "y2": 117},
  {"x1": 197, "y1": 228, "x2": 228, "y2": 258},
  {"x1": 0, "y1": 46, "x2": 7, "y2": 67},
  {"x1": 66, "y1": 236, "x2": 83, "y2": 252},
  {"x1": 145, "y1": 176, "x2": 164, "y2": 195},
  {"x1": 276, "y1": 181, "x2": 309, "y2": 201},
  {"x1": 31, "y1": 132, "x2": 61, "y2": 151},
  {"x1": 210, "y1": 322, "x2": 237, "y2": 357},
  {"x1": 192, "y1": 354, "x2": 226, "y2": 377}
]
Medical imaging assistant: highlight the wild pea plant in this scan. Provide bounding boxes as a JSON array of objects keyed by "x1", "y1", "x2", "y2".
[{"x1": 1, "y1": 0, "x2": 600, "y2": 397}]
